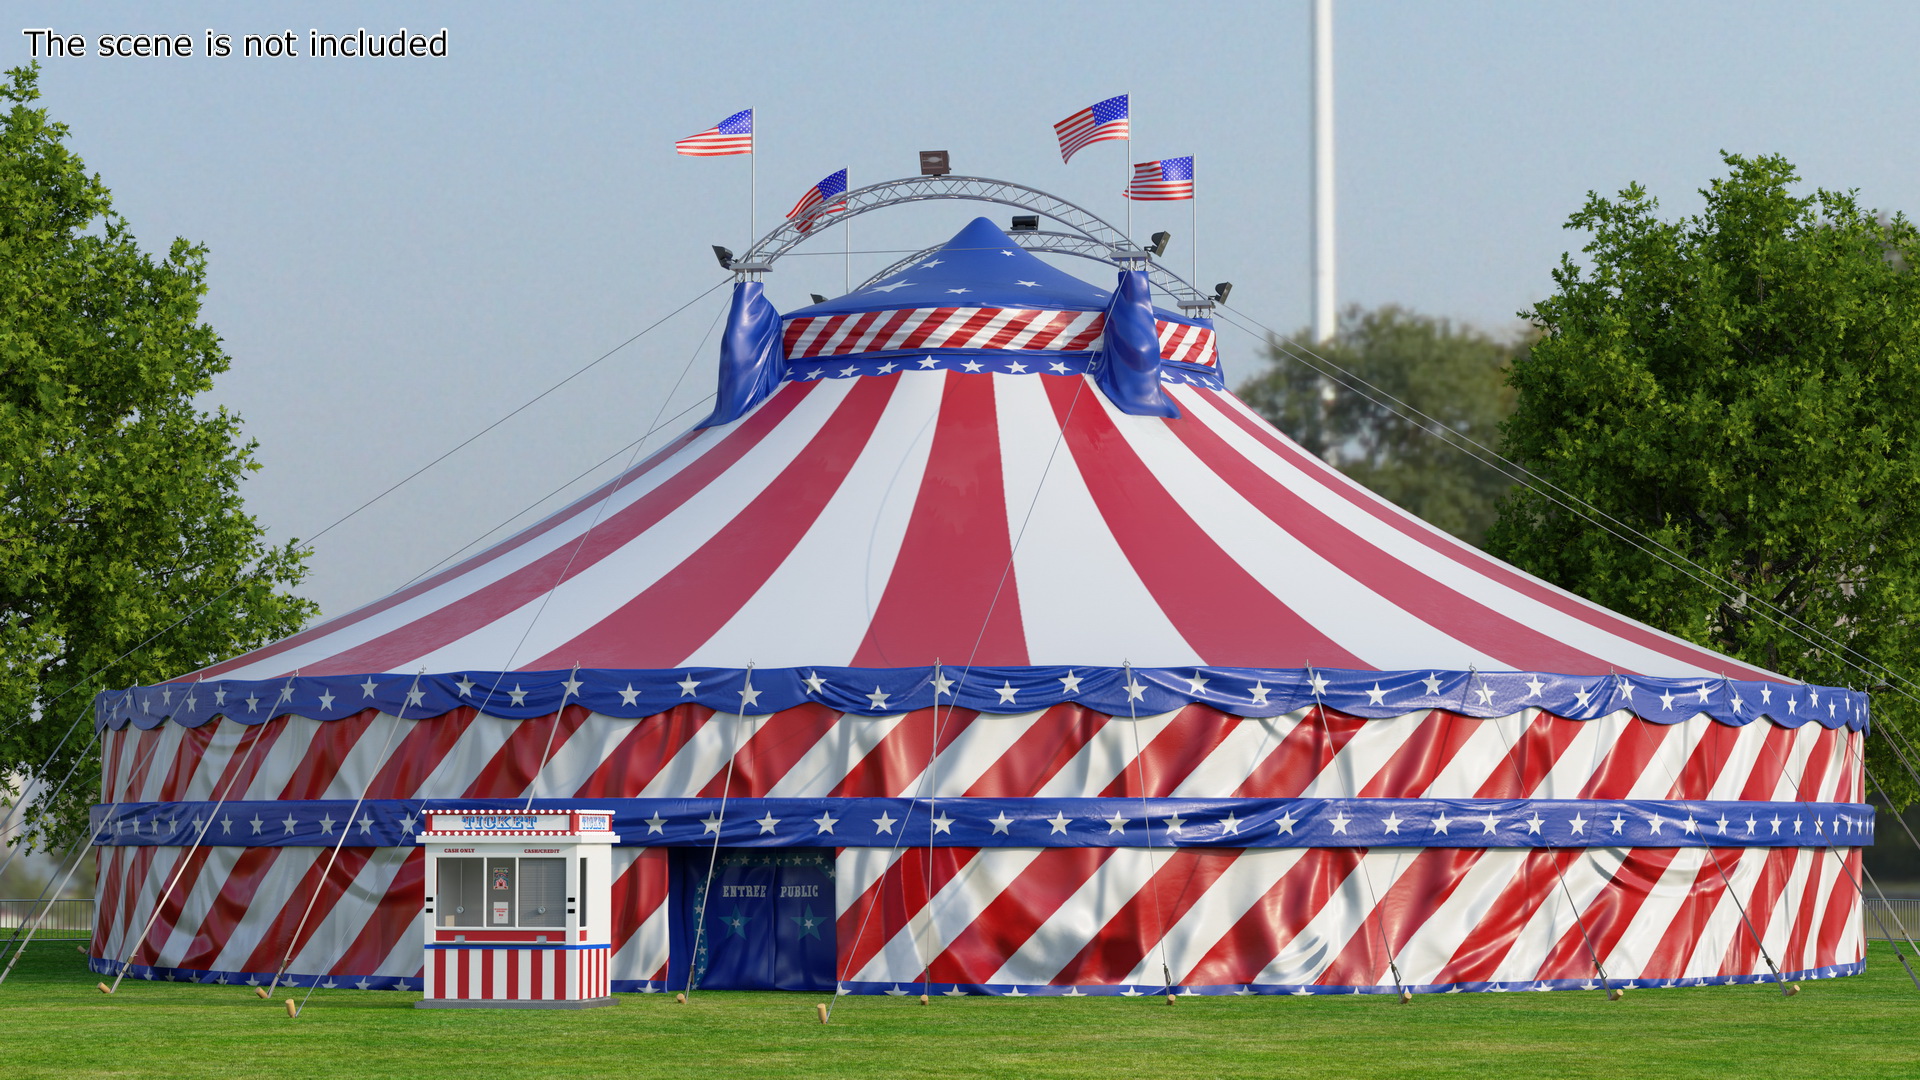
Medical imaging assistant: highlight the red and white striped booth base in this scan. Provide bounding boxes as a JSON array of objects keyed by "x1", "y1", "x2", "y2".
[{"x1": 421, "y1": 942, "x2": 611, "y2": 1009}]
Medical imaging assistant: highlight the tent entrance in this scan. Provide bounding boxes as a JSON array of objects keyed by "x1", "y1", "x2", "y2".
[{"x1": 670, "y1": 847, "x2": 836, "y2": 992}]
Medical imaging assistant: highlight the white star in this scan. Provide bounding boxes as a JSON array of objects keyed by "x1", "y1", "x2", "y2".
[
  {"x1": 1105, "y1": 811, "x2": 1128, "y2": 835},
  {"x1": 839, "y1": 365, "x2": 858, "y2": 377},
  {"x1": 618, "y1": 684, "x2": 641, "y2": 706},
  {"x1": 803, "y1": 671, "x2": 826, "y2": 695},
  {"x1": 360, "y1": 677, "x2": 379, "y2": 698},
  {"x1": 1250, "y1": 681, "x2": 1271, "y2": 706},
  {"x1": 400, "y1": 813, "x2": 418, "y2": 834},
  {"x1": 1793, "y1": 816, "x2": 1803, "y2": 834},
  {"x1": 1683, "y1": 815, "x2": 1698, "y2": 835},
  {"x1": 945, "y1": 287, "x2": 970, "y2": 294},
  {"x1": 1611, "y1": 816, "x2": 1625, "y2": 834},
  {"x1": 1005, "y1": 361, "x2": 1028, "y2": 374},
  {"x1": 1479, "y1": 812, "x2": 1500, "y2": 835},
  {"x1": 455, "y1": 675, "x2": 477, "y2": 697},
  {"x1": 1047, "y1": 812, "x2": 1071, "y2": 835},
  {"x1": 867, "y1": 686, "x2": 891, "y2": 710},
  {"x1": 245, "y1": 695, "x2": 259, "y2": 714},
  {"x1": 1059, "y1": 671, "x2": 1083, "y2": 695},
  {"x1": 757, "y1": 813, "x2": 779, "y2": 835},
  {"x1": 1760, "y1": 685, "x2": 1772, "y2": 704},
  {"x1": 162, "y1": 688, "x2": 174, "y2": 705},
  {"x1": 873, "y1": 812, "x2": 898, "y2": 834},
  {"x1": 645, "y1": 813, "x2": 666, "y2": 835},
  {"x1": 702, "y1": 814, "x2": 724, "y2": 835},
  {"x1": 917, "y1": 356, "x2": 939, "y2": 369},
  {"x1": 1424, "y1": 673, "x2": 1445, "y2": 695},
  {"x1": 1660, "y1": 689, "x2": 1675, "y2": 711},
  {"x1": 1524, "y1": 676, "x2": 1545, "y2": 700},
  {"x1": 1366, "y1": 683, "x2": 1387, "y2": 706},
  {"x1": 318, "y1": 814, "x2": 336, "y2": 835},
  {"x1": 1809, "y1": 687, "x2": 1820, "y2": 706},
  {"x1": 932, "y1": 670, "x2": 955, "y2": 697},
  {"x1": 1573, "y1": 687, "x2": 1592, "y2": 709},
  {"x1": 876, "y1": 361, "x2": 898, "y2": 375},
  {"x1": 1165, "y1": 812, "x2": 1187, "y2": 836},
  {"x1": 1730, "y1": 693, "x2": 1744, "y2": 714},
  {"x1": 1569, "y1": 814, "x2": 1586, "y2": 835},
  {"x1": 999, "y1": 250, "x2": 1016, "y2": 256},
  {"x1": 1431, "y1": 813, "x2": 1451, "y2": 835},
  {"x1": 1746, "y1": 815, "x2": 1757, "y2": 835},
  {"x1": 1381, "y1": 812, "x2": 1402, "y2": 835},
  {"x1": 356, "y1": 978, "x2": 371, "y2": 990},
  {"x1": 996, "y1": 681, "x2": 1019, "y2": 704},
  {"x1": 1308, "y1": 673, "x2": 1329, "y2": 696},
  {"x1": 507, "y1": 684, "x2": 527, "y2": 706},
  {"x1": 317, "y1": 690, "x2": 335, "y2": 711},
  {"x1": 1330, "y1": 812, "x2": 1351, "y2": 835},
  {"x1": 213, "y1": 686, "x2": 228, "y2": 705},
  {"x1": 282, "y1": 813, "x2": 298, "y2": 835},
  {"x1": 406, "y1": 684, "x2": 427, "y2": 708},
  {"x1": 279, "y1": 684, "x2": 296, "y2": 703},
  {"x1": 989, "y1": 812, "x2": 1013, "y2": 835},
  {"x1": 1525, "y1": 813, "x2": 1544, "y2": 835},
  {"x1": 190, "y1": 814, "x2": 204, "y2": 834},
  {"x1": 220, "y1": 815, "x2": 233, "y2": 835},
  {"x1": 678, "y1": 675, "x2": 700, "y2": 697},
  {"x1": 250, "y1": 814, "x2": 264, "y2": 835},
  {"x1": 738, "y1": 683, "x2": 762, "y2": 709},
  {"x1": 1219, "y1": 813, "x2": 1241, "y2": 835},
  {"x1": 1124, "y1": 679, "x2": 1147, "y2": 702},
  {"x1": 933, "y1": 813, "x2": 955, "y2": 835},
  {"x1": 1696, "y1": 686, "x2": 1712, "y2": 703},
  {"x1": 813, "y1": 812, "x2": 837, "y2": 834},
  {"x1": 1015, "y1": 279, "x2": 1040, "y2": 287},
  {"x1": 1048, "y1": 361, "x2": 1069, "y2": 373},
  {"x1": 1474, "y1": 683, "x2": 1496, "y2": 706},
  {"x1": 919, "y1": 259, "x2": 943, "y2": 268},
  {"x1": 1648, "y1": 815, "x2": 1663, "y2": 835},
  {"x1": 942, "y1": 988, "x2": 968, "y2": 997},
  {"x1": 805, "y1": 368, "x2": 824, "y2": 379},
  {"x1": 869, "y1": 280, "x2": 913, "y2": 292},
  {"x1": 561, "y1": 675, "x2": 583, "y2": 698},
  {"x1": 961, "y1": 360, "x2": 984, "y2": 372}
]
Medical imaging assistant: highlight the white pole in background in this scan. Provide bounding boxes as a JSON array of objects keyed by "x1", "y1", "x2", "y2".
[{"x1": 1312, "y1": 0, "x2": 1336, "y2": 343}]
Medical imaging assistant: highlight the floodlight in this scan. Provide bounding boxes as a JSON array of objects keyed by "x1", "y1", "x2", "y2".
[
  {"x1": 712, "y1": 246, "x2": 735, "y2": 270},
  {"x1": 1212, "y1": 282, "x2": 1232, "y2": 303},
  {"x1": 810, "y1": 294, "x2": 829, "y2": 305},
  {"x1": 919, "y1": 150, "x2": 951, "y2": 177},
  {"x1": 1148, "y1": 231, "x2": 1172, "y2": 256},
  {"x1": 1009, "y1": 215, "x2": 1040, "y2": 232}
]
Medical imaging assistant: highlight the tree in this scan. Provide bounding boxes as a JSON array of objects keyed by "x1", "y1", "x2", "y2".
[
  {"x1": 1237, "y1": 304, "x2": 1527, "y2": 546},
  {"x1": 0, "y1": 65, "x2": 316, "y2": 845},
  {"x1": 1486, "y1": 153, "x2": 1920, "y2": 803}
]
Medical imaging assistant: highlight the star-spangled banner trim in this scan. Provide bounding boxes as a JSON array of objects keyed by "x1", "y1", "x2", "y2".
[
  {"x1": 86, "y1": 955, "x2": 1860, "y2": 996},
  {"x1": 97, "y1": 665, "x2": 1871, "y2": 732},
  {"x1": 89, "y1": 796, "x2": 1876, "y2": 850}
]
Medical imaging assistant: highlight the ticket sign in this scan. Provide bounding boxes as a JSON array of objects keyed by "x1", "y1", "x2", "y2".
[{"x1": 427, "y1": 812, "x2": 570, "y2": 833}]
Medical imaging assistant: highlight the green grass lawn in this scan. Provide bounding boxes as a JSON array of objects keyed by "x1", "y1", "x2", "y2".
[{"x1": 1, "y1": 941, "x2": 1915, "y2": 1079}]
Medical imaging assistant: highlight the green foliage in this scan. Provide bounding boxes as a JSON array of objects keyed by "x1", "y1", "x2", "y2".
[
  {"x1": 0, "y1": 65, "x2": 316, "y2": 845},
  {"x1": 1486, "y1": 153, "x2": 1920, "y2": 804},
  {"x1": 1237, "y1": 305, "x2": 1526, "y2": 546}
]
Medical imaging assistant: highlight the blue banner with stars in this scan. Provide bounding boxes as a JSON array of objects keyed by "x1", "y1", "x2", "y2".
[
  {"x1": 95, "y1": 665, "x2": 1871, "y2": 733},
  {"x1": 91, "y1": 796, "x2": 1875, "y2": 850}
]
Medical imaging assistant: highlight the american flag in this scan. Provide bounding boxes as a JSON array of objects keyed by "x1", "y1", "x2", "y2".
[
  {"x1": 1124, "y1": 156, "x2": 1194, "y2": 200},
  {"x1": 786, "y1": 168, "x2": 849, "y2": 233},
  {"x1": 675, "y1": 109, "x2": 754, "y2": 156},
  {"x1": 1054, "y1": 94, "x2": 1129, "y2": 163}
]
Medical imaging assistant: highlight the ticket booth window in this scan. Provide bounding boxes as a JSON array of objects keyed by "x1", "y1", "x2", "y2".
[
  {"x1": 438, "y1": 857, "x2": 486, "y2": 928},
  {"x1": 519, "y1": 858, "x2": 566, "y2": 928}
]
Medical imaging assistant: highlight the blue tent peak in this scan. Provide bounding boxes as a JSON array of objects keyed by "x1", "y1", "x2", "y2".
[{"x1": 789, "y1": 217, "x2": 1113, "y2": 315}]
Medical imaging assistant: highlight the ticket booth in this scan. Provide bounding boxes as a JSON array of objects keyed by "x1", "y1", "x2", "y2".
[{"x1": 418, "y1": 807, "x2": 618, "y2": 1009}]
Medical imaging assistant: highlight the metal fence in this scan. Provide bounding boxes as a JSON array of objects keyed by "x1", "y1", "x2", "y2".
[
  {"x1": 1865, "y1": 898, "x2": 1920, "y2": 943},
  {"x1": 0, "y1": 898, "x2": 93, "y2": 939}
]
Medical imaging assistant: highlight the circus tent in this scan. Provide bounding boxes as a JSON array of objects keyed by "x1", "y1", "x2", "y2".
[{"x1": 87, "y1": 212, "x2": 1873, "y2": 998}]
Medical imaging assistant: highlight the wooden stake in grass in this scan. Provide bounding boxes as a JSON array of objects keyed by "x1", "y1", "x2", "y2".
[
  {"x1": 918, "y1": 993, "x2": 928, "y2": 1005},
  {"x1": 1398, "y1": 990, "x2": 1412, "y2": 1004},
  {"x1": 1165, "y1": 993, "x2": 1176, "y2": 1005},
  {"x1": 285, "y1": 998, "x2": 298, "y2": 1018},
  {"x1": 254, "y1": 986, "x2": 269, "y2": 1000},
  {"x1": 75, "y1": 946, "x2": 86, "y2": 956},
  {"x1": 816, "y1": 1002, "x2": 829, "y2": 1024},
  {"x1": 1608, "y1": 987, "x2": 1624, "y2": 1001},
  {"x1": 96, "y1": 982, "x2": 111, "y2": 995},
  {"x1": 1786, "y1": 983, "x2": 1802, "y2": 997},
  {"x1": 675, "y1": 992, "x2": 687, "y2": 1004}
]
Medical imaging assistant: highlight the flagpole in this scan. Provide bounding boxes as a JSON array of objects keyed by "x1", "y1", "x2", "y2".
[
  {"x1": 845, "y1": 200, "x2": 851, "y2": 294},
  {"x1": 1191, "y1": 183, "x2": 1198, "y2": 298},
  {"x1": 1125, "y1": 94, "x2": 1133, "y2": 247},
  {"x1": 749, "y1": 125, "x2": 757, "y2": 252}
]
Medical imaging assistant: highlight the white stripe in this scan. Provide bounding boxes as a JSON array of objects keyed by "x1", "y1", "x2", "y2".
[
  {"x1": 911, "y1": 709, "x2": 1050, "y2": 798},
  {"x1": 637, "y1": 713, "x2": 762, "y2": 798},
  {"x1": 850, "y1": 847, "x2": 1042, "y2": 984},
  {"x1": 1033, "y1": 711, "x2": 1183, "y2": 798},
  {"x1": 763, "y1": 714, "x2": 907, "y2": 798}
]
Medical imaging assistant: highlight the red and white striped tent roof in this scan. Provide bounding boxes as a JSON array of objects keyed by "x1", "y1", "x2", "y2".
[{"x1": 196, "y1": 218, "x2": 1779, "y2": 686}]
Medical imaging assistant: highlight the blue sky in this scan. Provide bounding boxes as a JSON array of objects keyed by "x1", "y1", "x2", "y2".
[{"x1": 15, "y1": 1, "x2": 1920, "y2": 617}]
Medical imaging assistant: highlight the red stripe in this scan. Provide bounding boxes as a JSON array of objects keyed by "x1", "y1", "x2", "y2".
[
  {"x1": 864, "y1": 307, "x2": 921, "y2": 352},
  {"x1": 1046, "y1": 848, "x2": 1239, "y2": 985},
  {"x1": 963, "y1": 705, "x2": 1108, "y2": 797},
  {"x1": 855, "y1": 372, "x2": 1027, "y2": 666},
  {"x1": 330, "y1": 849, "x2": 425, "y2": 976},
  {"x1": 207, "y1": 718, "x2": 290, "y2": 802},
  {"x1": 275, "y1": 709, "x2": 380, "y2": 800},
  {"x1": 836, "y1": 847, "x2": 977, "y2": 979},
  {"x1": 367, "y1": 707, "x2": 479, "y2": 798},
  {"x1": 1715, "y1": 846, "x2": 1797, "y2": 977},
  {"x1": 1738, "y1": 722, "x2": 1802, "y2": 800},
  {"x1": 697, "y1": 702, "x2": 842, "y2": 797},
  {"x1": 1158, "y1": 322, "x2": 1193, "y2": 361},
  {"x1": 431, "y1": 948, "x2": 446, "y2": 998},
  {"x1": 130, "y1": 846, "x2": 215, "y2": 965},
  {"x1": 176, "y1": 847, "x2": 281, "y2": 971},
  {"x1": 1022, "y1": 310, "x2": 1083, "y2": 351},
  {"x1": 529, "y1": 376, "x2": 899, "y2": 668},
  {"x1": 572, "y1": 705, "x2": 715, "y2": 796},
  {"x1": 530, "y1": 947, "x2": 542, "y2": 999},
  {"x1": 1576, "y1": 718, "x2": 1674, "y2": 798},
  {"x1": 1046, "y1": 379, "x2": 1363, "y2": 667},
  {"x1": 1573, "y1": 847, "x2": 1682, "y2": 972},
  {"x1": 1666, "y1": 722, "x2": 1744, "y2": 799},
  {"x1": 609, "y1": 850, "x2": 670, "y2": 956},
  {"x1": 237, "y1": 848, "x2": 374, "y2": 975},
  {"x1": 194, "y1": 428, "x2": 704, "y2": 679},
  {"x1": 507, "y1": 947, "x2": 520, "y2": 1000},
  {"x1": 819, "y1": 311, "x2": 883, "y2": 357},
  {"x1": 1183, "y1": 848, "x2": 1362, "y2": 985},
  {"x1": 1638, "y1": 849, "x2": 1740, "y2": 980},
  {"x1": 1472, "y1": 711, "x2": 1584, "y2": 798},
  {"x1": 1165, "y1": 413, "x2": 1613, "y2": 674},
  {"x1": 122, "y1": 727, "x2": 168, "y2": 801},
  {"x1": 899, "y1": 308, "x2": 961, "y2": 350},
  {"x1": 461, "y1": 704, "x2": 592, "y2": 798},
  {"x1": 833, "y1": 707, "x2": 980, "y2": 798},
  {"x1": 1060, "y1": 317, "x2": 1107, "y2": 351},
  {"x1": 926, "y1": 847, "x2": 1117, "y2": 985},
  {"x1": 1315, "y1": 847, "x2": 1485, "y2": 985},
  {"x1": 302, "y1": 383, "x2": 817, "y2": 676},
  {"x1": 90, "y1": 848, "x2": 123, "y2": 956},
  {"x1": 1096, "y1": 704, "x2": 1239, "y2": 797},
  {"x1": 1430, "y1": 848, "x2": 1581, "y2": 985},
  {"x1": 980, "y1": 310, "x2": 1046, "y2": 351},
  {"x1": 1813, "y1": 848, "x2": 1860, "y2": 969},
  {"x1": 155, "y1": 724, "x2": 215, "y2": 802},
  {"x1": 1192, "y1": 389, "x2": 1781, "y2": 680},
  {"x1": 1234, "y1": 708, "x2": 1368, "y2": 797},
  {"x1": 110, "y1": 847, "x2": 158, "y2": 947},
  {"x1": 1358, "y1": 710, "x2": 1479, "y2": 798},
  {"x1": 458, "y1": 948, "x2": 471, "y2": 1000},
  {"x1": 931, "y1": 308, "x2": 1001, "y2": 349},
  {"x1": 782, "y1": 316, "x2": 815, "y2": 355}
]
